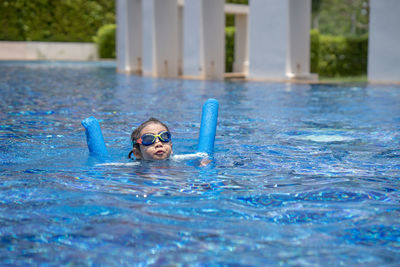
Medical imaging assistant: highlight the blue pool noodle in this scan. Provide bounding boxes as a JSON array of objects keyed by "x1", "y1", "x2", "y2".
[
  {"x1": 82, "y1": 99, "x2": 218, "y2": 158},
  {"x1": 197, "y1": 98, "x2": 219, "y2": 155},
  {"x1": 81, "y1": 116, "x2": 109, "y2": 157}
]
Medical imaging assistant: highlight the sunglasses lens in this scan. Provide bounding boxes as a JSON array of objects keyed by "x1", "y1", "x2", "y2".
[
  {"x1": 160, "y1": 131, "x2": 171, "y2": 142},
  {"x1": 139, "y1": 132, "x2": 171, "y2": 146},
  {"x1": 141, "y1": 134, "x2": 155, "y2": 145}
]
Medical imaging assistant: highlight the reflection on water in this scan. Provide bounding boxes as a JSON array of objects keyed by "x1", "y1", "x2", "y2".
[{"x1": 0, "y1": 61, "x2": 399, "y2": 265}]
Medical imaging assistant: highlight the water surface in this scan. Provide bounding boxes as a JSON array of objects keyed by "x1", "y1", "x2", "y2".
[{"x1": 1, "y1": 61, "x2": 399, "y2": 265}]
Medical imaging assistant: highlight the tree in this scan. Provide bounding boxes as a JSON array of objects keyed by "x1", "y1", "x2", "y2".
[
  {"x1": 312, "y1": 0, "x2": 323, "y2": 29},
  {"x1": 312, "y1": 0, "x2": 369, "y2": 36}
]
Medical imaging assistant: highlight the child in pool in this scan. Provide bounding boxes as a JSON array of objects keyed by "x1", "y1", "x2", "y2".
[{"x1": 128, "y1": 117, "x2": 173, "y2": 160}]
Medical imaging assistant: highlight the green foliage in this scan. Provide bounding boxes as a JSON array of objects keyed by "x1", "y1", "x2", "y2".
[
  {"x1": 319, "y1": 75, "x2": 367, "y2": 83},
  {"x1": 0, "y1": 0, "x2": 115, "y2": 42},
  {"x1": 225, "y1": 14, "x2": 235, "y2": 27},
  {"x1": 225, "y1": 0, "x2": 248, "y2": 4},
  {"x1": 312, "y1": 0, "x2": 323, "y2": 14},
  {"x1": 310, "y1": 29, "x2": 320, "y2": 74},
  {"x1": 94, "y1": 24, "x2": 116, "y2": 58},
  {"x1": 312, "y1": 0, "x2": 369, "y2": 36},
  {"x1": 225, "y1": 26, "x2": 235, "y2": 73},
  {"x1": 310, "y1": 31, "x2": 368, "y2": 77}
]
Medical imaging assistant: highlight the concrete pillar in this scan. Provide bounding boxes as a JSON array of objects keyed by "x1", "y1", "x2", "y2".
[
  {"x1": 248, "y1": 0, "x2": 314, "y2": 80},
  {"x1": 368, "y1": 0, "x2": 400, "y2": 83},
  {"x1": 154, "y1": 0, "x2": 179, "y2": 77},
  {"x1": 287, "y1": 0, "x2": 311, "y2": 78},
  {"x1": 183, "y1": 0, "x2": 225, "y2": 79},
  {"x1": 116, "y1": 0, "x2": 142, "y2": 74},
  {"x1": 233, "y1": 14, "x2": 248, "y2": 74},
  {"x1": 248, "y1": 0, "x2": 288, "y2": 79},
  {"x1": 142, "y1": 0, "x2": 155, "y2": 76},
  {"x1": 142, "y1": 0, "x2": 179, "y2": 78},
  {"x1": 183, "y1": 0, "x2": 203, "y2": 78},
  {"x1": 178, "y1": 3, "x2": 184, "y2": 76},
  {"x1": 202, "y1": 0, "x2": 225, "y2": 79}
]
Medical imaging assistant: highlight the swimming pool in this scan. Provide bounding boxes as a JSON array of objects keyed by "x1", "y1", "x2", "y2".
[{"x1": 1, "y1": 61, "x2": 399, "y2": 265}]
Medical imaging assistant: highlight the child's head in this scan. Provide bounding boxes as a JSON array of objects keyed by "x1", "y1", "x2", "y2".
[{"x1": 129, "y1": 118, "x2": 173, "y2": 160}]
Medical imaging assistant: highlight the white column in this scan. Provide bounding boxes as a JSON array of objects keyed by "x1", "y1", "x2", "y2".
[
  {"x1": 233, "y1": 14, "x2": 248, "y2": 74},
  {"x1": 183, "y1": 0, "x2": 203, "y2": 77},
  {"x1": 178, "y1": 3, "x2": 184, "y2": 76},
  {"x1": 202, "y1": 0, "x2": 225, "y2": 79},
  {"x1": 368, "y1": 0, "x2": 400, "y2": 83},
  {"x1": 287, "y1": 0, "x2": 311, "y2": 78},
  {"x1": 183, "y1": 0, "x2": 225, "y2": 79},
  {"x1": 248, "y1": 0, "x2": 314, "y2": 80},
  {"x1": 142, "y1": 0, "x2": 155, "y2": 76},
  {"x1": 116, "y1": 0, "x2": 142, "y2": 74},
  {"x1": 142, "y1": 0, "x2": 179, "y2": 78},
  {"x1": 248, "y1": 0, "x2": 289, "y2": 79},
  {"x1": 153, "y1": 0, "x2": 179, "y2": 78}
]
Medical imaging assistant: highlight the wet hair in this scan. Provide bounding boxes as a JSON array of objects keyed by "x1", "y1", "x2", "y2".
[{"x1": 128, "y1": 117, "x2": 170, "y2": 159}]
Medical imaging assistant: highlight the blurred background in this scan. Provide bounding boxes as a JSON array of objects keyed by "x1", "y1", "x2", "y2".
[{"x1": 0, "y1": 0, "x2": 369, "y2": 82}]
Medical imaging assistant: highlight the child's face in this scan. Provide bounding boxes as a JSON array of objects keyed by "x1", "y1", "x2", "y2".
[{"x1": 135, "y1": 123, "x2": 173, "y2": 160}]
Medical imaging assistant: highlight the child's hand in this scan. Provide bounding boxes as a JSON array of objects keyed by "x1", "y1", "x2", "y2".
[{"x1": 200, "y1": 158, "x2": 211, "y2": 167}]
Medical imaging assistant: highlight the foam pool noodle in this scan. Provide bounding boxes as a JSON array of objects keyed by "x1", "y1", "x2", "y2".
[
  {"x1": 197, "y1": 98, "x2": 219, "y2": 155},
  {"x1": 82, "y1": 99, "x2": 218, "y2": 160},
  {"x1": 81, "y1": 116, "x2": 109, "y2": 158}
]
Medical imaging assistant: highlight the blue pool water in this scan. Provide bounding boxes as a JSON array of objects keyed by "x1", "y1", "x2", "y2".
[{"x1": 1, "y1": 61, "x2": 399, "y2": 265}]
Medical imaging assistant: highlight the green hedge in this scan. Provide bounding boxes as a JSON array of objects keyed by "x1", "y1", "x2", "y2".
[
  {"x1": 0, "y1": 0, "x2": 115, "y2": 42},
  {"x1": 225, "y1": 26, "x2": 235, "y2": 73},
  {"x1": 94, "y1": 24, "x2": 116, "y2": 58},
  {"x1": 310, "y1": 29, "x2": 320, "y2": 74},
  {"x1": 311, "y1": 30, "x2": 368, "y2": 77}
]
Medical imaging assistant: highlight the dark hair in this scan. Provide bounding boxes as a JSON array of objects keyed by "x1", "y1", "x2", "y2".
[{"x1": 128, "y1": 117, "x2": 170, "y2": 159}]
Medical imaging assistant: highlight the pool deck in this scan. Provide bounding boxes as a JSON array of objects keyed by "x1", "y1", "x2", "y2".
[
  {"x1": 223, "y1": 72, "x2": 400, "y2": 85},
  {"x1": 0, "y1": 41, "x2": 98, "y2": 61}
]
